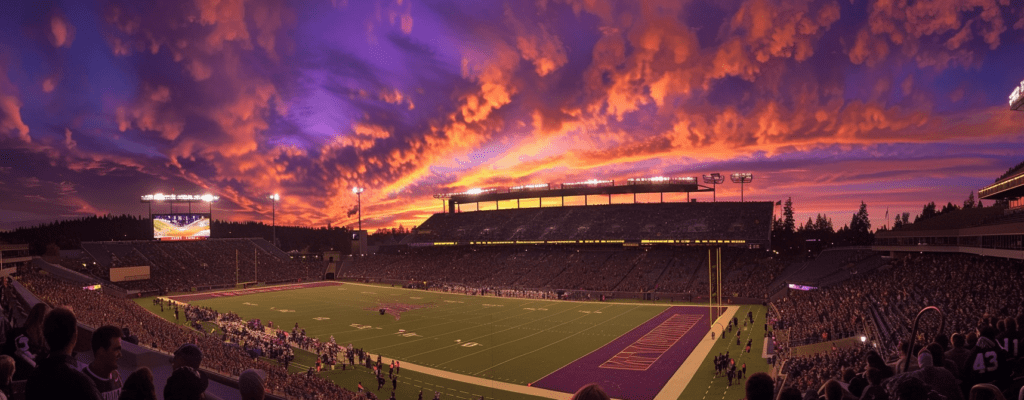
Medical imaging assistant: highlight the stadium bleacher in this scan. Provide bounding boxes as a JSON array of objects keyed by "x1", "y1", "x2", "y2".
[
  {"x1": 68, "y1": 238, "x2": 326, "y2": 292},
  {"x1": 413, "y1": 202, "x2": 773, "y2": 243}
]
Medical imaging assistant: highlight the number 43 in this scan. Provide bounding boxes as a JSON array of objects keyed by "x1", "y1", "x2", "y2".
[{"x1": 973, "y1": 351, "x2": 998, "y2": 373}]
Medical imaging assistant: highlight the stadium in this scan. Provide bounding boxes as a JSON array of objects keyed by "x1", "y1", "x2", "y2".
[
  {"x1": 0, "y1": 162, "x2": 1021, "y2": 400},
  {"x1": 4, "y1": 2, "x2": 1024, "y2": 398}
]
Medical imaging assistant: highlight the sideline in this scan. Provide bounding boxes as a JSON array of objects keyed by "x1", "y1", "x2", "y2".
[
  {"x1": 313, "y1": 349, "x2": 573, "y2": 400},
  {"x1": 653, "y1": 306, "x2": 740, "y2": 400},
  {"x1": 343, "y1": 281, "x2": 720, "y2": 307}
]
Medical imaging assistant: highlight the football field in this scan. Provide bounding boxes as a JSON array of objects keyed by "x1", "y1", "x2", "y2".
[{"x1": 152, "y1": 282, "x2": 768, "y2": 400}]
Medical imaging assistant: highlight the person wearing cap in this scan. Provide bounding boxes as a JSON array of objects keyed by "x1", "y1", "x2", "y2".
[
  {"x1": 239, "y1": 369, "x2": 265, "y2": 400},
  {"x1": 165, "y1": 343, "x2": 209, "y2": 400},
  {"x1": 25, "y1": 307, "x2": 102, "y2": 400}
]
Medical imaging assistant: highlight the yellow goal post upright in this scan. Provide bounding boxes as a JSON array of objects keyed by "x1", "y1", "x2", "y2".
[{"x1": 708, "y1": 247, "x2": 723, "y2": 329}]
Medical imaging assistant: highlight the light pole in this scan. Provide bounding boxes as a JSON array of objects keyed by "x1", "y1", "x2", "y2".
[
  {"x1": 730, "y1": 173, "x2": 753, "y2": 202},
  {"x1": 702, "y1": 173, "x2": 725, "y2": 202},
  {"x1": 352, "y1": 187, "x2": 364, "y2": 231},
  {"x1": 269, "y1": 193, "x2": 280, "y2": 246}
]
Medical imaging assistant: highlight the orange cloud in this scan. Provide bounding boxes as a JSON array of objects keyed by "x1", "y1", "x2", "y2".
[
  {"x1": 50, "y1": 15, "x2": 75, "y2": 48},
  {"x1": 0, "y1": 65, "x2": 30, "y2": 143}
]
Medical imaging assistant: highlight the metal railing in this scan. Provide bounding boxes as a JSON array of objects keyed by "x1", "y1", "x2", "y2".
[{"x1": 903, "y1": 306, "x2": 944, "y2": 373}]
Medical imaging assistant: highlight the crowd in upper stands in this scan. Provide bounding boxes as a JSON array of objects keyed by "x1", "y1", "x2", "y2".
[
  {"x1": 415, "y1": 202, "x2": 773, "y2": 242},
  {"x1": 70, "y1": 239, "x2": 326, "y2": 293}
]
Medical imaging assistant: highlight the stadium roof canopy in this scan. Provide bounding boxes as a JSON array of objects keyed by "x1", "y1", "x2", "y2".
[
  {"x1": 979, "y1": 168, "x2": 1024, "y2": 200},
  {"x1": 440, "y1": 182, "x2": 714, "y2": 206}
]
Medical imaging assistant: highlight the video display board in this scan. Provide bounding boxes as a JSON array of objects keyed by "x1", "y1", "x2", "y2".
[{"x1": 153, "y1": 214, "x2": 211, "y2": 241}]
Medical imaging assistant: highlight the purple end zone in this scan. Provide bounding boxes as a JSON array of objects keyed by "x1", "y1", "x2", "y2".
[
  {"x1": 167, "y1": 281, "x2": 343, "y2": 302},
  {"x1": 532, "y1": 306, "x2": 724, "y2": 400}
]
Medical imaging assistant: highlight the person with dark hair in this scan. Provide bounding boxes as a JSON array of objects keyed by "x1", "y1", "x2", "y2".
[
  {"x1": 934, "y1": 334, "x2": 950, "y2": 352},
  {"x1": 118, "y1": 367, "x2": 157, "y2": 400},
  {"x1": 996, "y1": 318, "x2": 1019, "y2": 361},
  {"x1": 966, "y1": 326, "x2": 1010, "y2": 390},
  {"x1": 238, "y1": 369, "x2": 265, "y2": 400},
  {"x1": 778, "y1": 386, "x2": 803, "y2": 400},
  {"x1": 570, "y1": 384, "x2": 610, "y2": 400},
  {"x1": 85, "y1": 325, "x2": 124, "y2": 400},
  {"x1": 890, "y1": 340, "x2": 919, "y2": 374},
  {"x1": 2, "y1": 302, "x2": 48, "y2": 381},
  {"x1": 946, "y1": 333, "x2": 972, "y2": 377},
  {"x1": 823, "y1": 380, "x2": 845, "y2": 400},
  {"x1": 165, "y1": 343, "x2": 208, "y2": 400},
  {"x1": 864, "y1": 351, "x2": 894, "y2": 381},
  {"x1": 25, "y1": 307, "x2": 102, "y2": 400},
  {"x1": 925, "y1": 342, "x2": 959, "y2": 379},
  {"x1": 746, "y1": 372, "x2": 774, "y2": 400},
  {"x1": 860, "y1": 367, "x2": 888, "y2": 400}
]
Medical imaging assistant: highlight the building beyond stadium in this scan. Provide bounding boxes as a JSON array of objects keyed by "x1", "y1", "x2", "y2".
[{"x1": 874, "y1": 160, "x2": 1024, "y2": 260}]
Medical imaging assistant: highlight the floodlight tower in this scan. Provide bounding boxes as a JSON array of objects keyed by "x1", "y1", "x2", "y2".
[
  {"x1": 201, "y1": 193, "x2": 216, "y2": 215},
  {"x1": 730, "y1": 173, "x2": 754, "y2": 202},
  {"x1": 352, "y1": 187, "x2": 364, "y2": 231},
  {"x1": 703, "y1": 173, "x2": 725, "y2": 202},
  {"x1": 1010, "y1": 78, "x2": 1024, "y2": 111},
  {"x1": 269, "y1": 193, "x2": 280, "y2": 246}
]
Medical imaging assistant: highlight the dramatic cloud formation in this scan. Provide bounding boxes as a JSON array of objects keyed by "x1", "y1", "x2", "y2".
[{"x1": 0, "y1": 0, "x2": 1022, "y2": 232}]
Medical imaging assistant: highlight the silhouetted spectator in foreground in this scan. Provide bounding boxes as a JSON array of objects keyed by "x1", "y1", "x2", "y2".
[
  {"x1": 746, "y1": 372, "x2": 774, "y2": 400},
  {"x1": 571, "y1": 384, "x2": 610, "y2": 400},
  {"x1": 165, "y1": 344, "x2": 208, "y2": 400},
  {"x1": 25, "y1": 307, "x2": 101, "y2": 400},
  {"x1": 239, "y1": 369, "x2": 266, "y2": 400},
  {"x1": 119, "y1": 367, "x2": 156, "y2": 400}
]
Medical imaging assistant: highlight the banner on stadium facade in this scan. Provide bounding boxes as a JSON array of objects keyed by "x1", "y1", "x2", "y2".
[{"x1": 110, "y1": 266, "x2": 151, "y2": 282}]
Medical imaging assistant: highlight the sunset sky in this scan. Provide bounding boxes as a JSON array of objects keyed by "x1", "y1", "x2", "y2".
[{"x1": 1, "y1": 0, "x2": 1023, "y2": 232}]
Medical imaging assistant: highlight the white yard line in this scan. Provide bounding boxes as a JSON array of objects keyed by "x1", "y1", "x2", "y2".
[
  {"x1": 474, "y1": 305, "x2": 642, "y2": 374},
  {"x1": 435, "y1": 304, "x2": 618, "y2": 367},
  {"x1": 399, "y1": 303, "x2": 590, "y2": 358}
]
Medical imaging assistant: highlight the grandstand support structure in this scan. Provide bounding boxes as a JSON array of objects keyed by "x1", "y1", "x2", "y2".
[
  {"x1": 903, "y1": 306, "x2": 945, "y2": 373},
  {"x1": 439, "y1": 182, "x2": 715, "y2": 213}
]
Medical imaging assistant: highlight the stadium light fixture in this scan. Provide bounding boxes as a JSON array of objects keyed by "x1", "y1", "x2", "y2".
[
  {"x1": 702, "y1": 173, "x2": 725, "y2": 202},
  {"x1": 860, "y1": 335, "x2": 867, "y2": 343},
  {"x1": 269, "y1": 193, "x2": 280, "y2": 246},
  {"x1": 1010, "y1": 78, "x2": 1024, "y2": 111},
  {"x1": 352, "y1": 187, "x2": 364, "y2": 231},
  {"x1": 730, "y1": 173, "x2": 753, "y2": 202}
]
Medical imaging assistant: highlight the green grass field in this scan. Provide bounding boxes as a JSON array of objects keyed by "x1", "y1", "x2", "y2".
[{"x1": 135, "y1": 282, "x2": 774, "y2": 400}]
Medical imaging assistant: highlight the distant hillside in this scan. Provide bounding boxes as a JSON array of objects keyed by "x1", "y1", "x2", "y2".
[{"x1": 0, "y1": 215, "x2": 350, "y2": 255}]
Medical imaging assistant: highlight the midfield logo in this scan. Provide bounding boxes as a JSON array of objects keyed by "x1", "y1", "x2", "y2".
[{"x1": 364, "y1": 301, "x2": 435, "y2": 321}]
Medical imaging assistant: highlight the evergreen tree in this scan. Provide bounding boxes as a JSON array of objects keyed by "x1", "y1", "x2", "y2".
[
  {"x1": 848, "y1": 201, "x2": 872, "y2": 245},
  {"x1": 916, "y1": 202, "x2": 937, "y2": 222},
  {"x1": 782, "y1": 197, "x2": 796, "y2": 235},
  {"x1": 963, "y1": 191, "x2": 976, "y2": 209}
]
